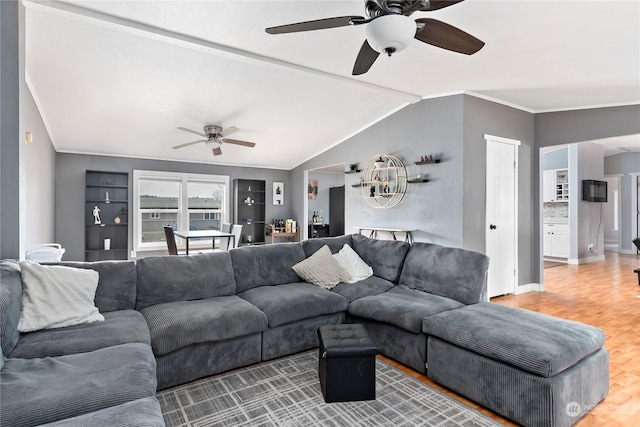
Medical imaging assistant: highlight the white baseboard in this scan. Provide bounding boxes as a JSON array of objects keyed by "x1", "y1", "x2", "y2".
[
  {"x1": 617, "y1": 248, "x2": 638, "y2": 255},
  {"x1": 568, "y1": 254, "x2": 606, "y2": 265},
  {"x1": 515, "y1": 283, "x2": 544, "y2": 294}
]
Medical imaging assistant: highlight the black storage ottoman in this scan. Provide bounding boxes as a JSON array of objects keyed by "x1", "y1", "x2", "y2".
[{"x1": 317, "y1": 324, "x2": 378, "y2": 403}]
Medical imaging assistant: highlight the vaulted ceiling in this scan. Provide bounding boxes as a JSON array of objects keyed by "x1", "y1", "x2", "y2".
[{"x1": 24, "y1": 1, "x2": 640, "y2": 169}]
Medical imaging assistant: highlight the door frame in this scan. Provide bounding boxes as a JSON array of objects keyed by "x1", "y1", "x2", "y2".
[{"x1": 484, "y1": 134, "x2": 520, "y2": 298}]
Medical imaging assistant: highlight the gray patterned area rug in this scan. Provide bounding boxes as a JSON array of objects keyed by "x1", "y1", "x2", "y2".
[{"x1": 158, "y1": 351, "x2": 502, "y2": 427}]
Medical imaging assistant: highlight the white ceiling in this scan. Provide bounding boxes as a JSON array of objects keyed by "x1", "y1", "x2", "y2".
[{"x1": 24, "y1": 0, "x2": 640, "y2": 169}]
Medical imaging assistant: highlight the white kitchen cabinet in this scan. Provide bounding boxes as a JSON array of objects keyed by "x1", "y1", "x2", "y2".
[
  {"x1": 543, "y1": 169, "x2": 569, "y2": 202},
  {"x1": 543, "y1": 223, "x2": 569, "y2": 258}
]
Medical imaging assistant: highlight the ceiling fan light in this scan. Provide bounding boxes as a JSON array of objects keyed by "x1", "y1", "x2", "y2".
[{"x1": 366, "y1": 14, "x2": 416, "y2": 55}]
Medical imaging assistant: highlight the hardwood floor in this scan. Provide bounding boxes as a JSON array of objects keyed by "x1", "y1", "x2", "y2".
[{"x1": 381, "y1": 252, "x2": 640, "y2": 426}]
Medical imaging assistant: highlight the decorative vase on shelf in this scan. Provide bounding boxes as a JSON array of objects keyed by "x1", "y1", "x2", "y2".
[
  {"x1": 374, "y1": 157, "x2": 385, "y2": 169},
  {"x1": 114, "y1": 216, "x2": 121, "y2": 224},
  {"x1": 104, "y1": 192, "x2": 110, "y2": 204}
]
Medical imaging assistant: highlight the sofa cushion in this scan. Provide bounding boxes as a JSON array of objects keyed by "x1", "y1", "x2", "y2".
[
  {"x1": 140, "y1": 296, "x2": 268, "y2": 356},
  {"x1": 136, "y1": 252, "x2": 236, "y2": 310},
  {"x1": 0, "y1": 260, "x2": 23, "y2": 356},
  {"x1": 18, "y1": 261, "x2": 104, "y2": 333},
  {"x1": 10, "y1": 310, "x2": 150, "y2": 359},
  {"x1": 301, "y1": 235, "x2": 353, "y2": 257},
  {"x1": 352, "y1": 234, "x2": 410, "y2": 283},
  {"x1": 292, "y1": 245, "x2": 351, "y2": 289},
  {"x1": 331, "y1": 275, "x2": 395, "y2": 303},
  {"x1": 239, "y1": 283, "x2": 349, "y2": 328},
  {"x1": 230, "y1": 243, "x2": 307, "y2": 293},
  {"x1": 53, "y1": 260, "x2": 137, "y2": 312},
  {"x1": 0, "y1": 343, "x2": 157, "y2": 427},
  {"x1": 399, "y1": 242, "x2": 489, "y2": 305},
  {"x1": 348, "y1": 285, "x2": 464, "y2": 333},
  {"x1": 422, "y1": 303, "x2": 606, "y2": 377},
  {"x1": 37, "y1": 397, "x2": 165, "y2": 427}
]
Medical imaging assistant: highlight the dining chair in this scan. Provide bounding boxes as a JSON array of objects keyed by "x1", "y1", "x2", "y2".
[
  {"x1": 215, "y1": 223, "x2": 233, "y2": 250},
  {"x1": 231, "y1": 224, "x2": 243, "y2": 249},
  {"x1": 163, "y1": 226, "x2": 179, "y2": 255}
]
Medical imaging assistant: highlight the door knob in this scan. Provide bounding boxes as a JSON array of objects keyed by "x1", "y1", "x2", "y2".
[{"x1": 489, "y1": 224, "x2": 497, "y2": 230}]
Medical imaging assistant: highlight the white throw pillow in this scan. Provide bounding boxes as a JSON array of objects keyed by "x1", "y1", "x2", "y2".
[
  {"x1": 18, "y1": 261, "x2": 104, "y2": 333},
  {"x1": 292, "y1": 245, "x2": 352, "y2": 290},
  {"x1": 333, "y1": 244, "x2": 373, "y2": 284}
]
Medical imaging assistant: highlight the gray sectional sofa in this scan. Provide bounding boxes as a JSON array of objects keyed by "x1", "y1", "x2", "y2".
[{"x1": 0, "y1": 233, "x2": 608, "y2": 427}]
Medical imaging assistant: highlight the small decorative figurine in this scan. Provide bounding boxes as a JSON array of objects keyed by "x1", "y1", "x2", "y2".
[
  {"x1": 93, "y1": 205, "x2": 101, "y2": 224},
  {"x1": 370, "y1": 186, "x2": 376, "y2": 197}
]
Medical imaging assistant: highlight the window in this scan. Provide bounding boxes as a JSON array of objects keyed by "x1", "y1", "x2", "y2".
[{"x1": 133, "y1": 170, "x2": 229, "y2": 251}]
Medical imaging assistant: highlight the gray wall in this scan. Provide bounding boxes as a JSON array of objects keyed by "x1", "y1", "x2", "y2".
[
  {"x1": 605, "y1": 152, "x2": 640, "y2": 251},
  {"x1": 55, "y1": 153, "x2": 292, "y2": 260},
  {"x1": 572, "y1": 142, "x2": 605, "y2": 260},
  {"x1": 0, "y1": 0, "x2": 22, "y2": 259},
  {"x1": 293, "y1": 94, "x2": 466, "y2": 248},
  {"x1": 535, "y1": 105, "x2": 640, "y2": 147},
  {"x1": 24, "y1": 87, "x2": 56, "y2": 253},
  {"x1": 462, "y1": 96, "x2": 536, "y2": 286},
  {"x1": 293, "y1": 94, "x2": 537, "y2": 285}
]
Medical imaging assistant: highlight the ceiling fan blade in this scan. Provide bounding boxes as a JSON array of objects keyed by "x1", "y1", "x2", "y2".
[
  {"x1": 266, "y1": 16, "x2": 366, "y2": 34},
  {"x1": 176, "y1": 126, "x2": 206, "y2": 137},
  {"x1": 212, "y1": 147, "x2": 222, "y2": 156},
  {"x1": 414, "y1": 18, "x2": 484, "y2": 55},
  {"x1": 220, "y1": 126, "x2": 239, "y2": 137},
  {"x1": 421, "y1": 0, "x2": 466, "y2": 11},
  {"x1": 224, "y1": 138, "x2": 256, "y2": 148},
  {"x1": 352, "y1": 39, "x2": 380, "y2": 75},
  {"x1": 172, "y1": 140, "x2": 204, "y2": 149}
]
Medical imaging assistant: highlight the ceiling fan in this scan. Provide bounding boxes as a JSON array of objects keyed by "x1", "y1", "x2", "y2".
[
  {"x1": 173, "y1": 125, "x2": 256, "y2": 156},
  {"x1": 265, "y1": 0, "x2": 484, "y2": 75}
]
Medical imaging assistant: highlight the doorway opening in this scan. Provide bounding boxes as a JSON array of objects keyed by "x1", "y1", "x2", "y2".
[{"x1": 303, "y1": 163, "x2": 346, "y2": 240}]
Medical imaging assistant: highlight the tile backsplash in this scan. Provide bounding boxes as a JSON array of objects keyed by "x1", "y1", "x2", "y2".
[{"x1": 543, "y1": 202, "x2": 568, "y2": 220}]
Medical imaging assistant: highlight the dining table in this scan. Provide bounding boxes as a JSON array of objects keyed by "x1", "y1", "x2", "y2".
[{"x1": 174, "y1": 229, "x2": 235, "y2": 255}]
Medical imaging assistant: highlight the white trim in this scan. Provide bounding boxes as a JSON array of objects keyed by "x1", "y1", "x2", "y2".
[
  {"x1": 514, "y1": 283, "x2": 544, "y2": 295},
  {"x1": 533, "y1": 101, "x2": 640, "y2": 114},
  {"x1": 567, "y1": 254, "x2": 606, "y2": 265},
  {"x1": 132, "y1": 170, "x2": 230, "y2": 252},
  {"x1": 485, "y1": 135, "x2": 520, "y2": 298},
  {"x1": 484, "y1": 134, "x2": 522, "y2": 146},
  {"x1": 630, "y1": 173, "x2": 640, "y2": 250},
  {"x1": 466, "y1": 92, "x2": 535, "y2": 113}
]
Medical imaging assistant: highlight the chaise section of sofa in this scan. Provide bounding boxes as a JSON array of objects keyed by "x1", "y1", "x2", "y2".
[
  {"x1": 231, "y1": 243, "x2": 349, "y2": 360},
  {"x1": 423, "y1": 303, "x2": 609, "y2": 427},
  {"x1": 136, "y1": 252, "x2": 268, "y2": 390}
]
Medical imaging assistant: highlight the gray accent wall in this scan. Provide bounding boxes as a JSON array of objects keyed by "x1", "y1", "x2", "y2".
[
  {"x1": 292, "y1": 94, "x2": 537, "y2": 286},
  {"x1": 605, "y1": 152, "x2": 640, "y2": 252},
  {"x1": 55, "y1": 153, "x2": 292, "y2": 260},
  {"x1": 462, "y1": 96, "x2": 535, "y2": 286},
  {"x1": 293, "y1": 94, "x2": 466, "y2": 247},
  {"x1": 535, "y1": 105, "x2": 640, "y2": 147}
]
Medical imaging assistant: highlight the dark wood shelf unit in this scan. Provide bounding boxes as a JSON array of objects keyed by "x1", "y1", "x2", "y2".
[
  {"x1": 408, "y1": 179, "x2": 430, "y2": 184},
  {"x1": 234, "y1": 179, "x2": 266, "y2": 246},
  {"x1": 344, "y1": 169, "x2": 362, "y2": 174},
  {"x1": 85, "y1": 170, "x2": 129, "y2": 261}
]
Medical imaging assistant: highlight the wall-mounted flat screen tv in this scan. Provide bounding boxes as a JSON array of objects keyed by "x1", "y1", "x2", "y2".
[{"x1": 582, "y1": 179, "x2": 607, "y2": 202}]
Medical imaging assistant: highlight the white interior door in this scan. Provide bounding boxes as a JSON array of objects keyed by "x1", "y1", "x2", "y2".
[{"x1": 485, "y1": 135, "x2": 519, "y2": 298}]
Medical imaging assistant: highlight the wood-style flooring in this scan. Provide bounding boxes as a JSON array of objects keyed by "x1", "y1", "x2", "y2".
[{"x1": 381, "y1": 252, "x2": 640, "y2": 426}]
